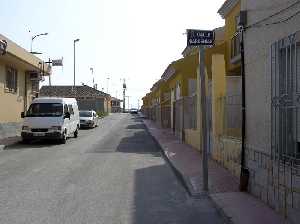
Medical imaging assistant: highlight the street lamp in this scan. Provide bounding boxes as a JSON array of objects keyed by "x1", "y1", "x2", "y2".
[
  {"x1": 106, "y1": 77, "x2": 110, "y2": 94},
  {"x1": 73, "y1": 38, "x2": 80, "y2": 87},
  {"x1": 30, "y1": 32, "x2": 48, "y2": 53}
]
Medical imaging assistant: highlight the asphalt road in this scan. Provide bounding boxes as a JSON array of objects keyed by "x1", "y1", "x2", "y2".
[{"x1": 0, "y1": 113, "x2": 225, "y2": 224}]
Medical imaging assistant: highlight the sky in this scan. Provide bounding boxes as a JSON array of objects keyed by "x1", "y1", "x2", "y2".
[{"x1": 0, "y1": 0, "x2": 224, "y2": 109}]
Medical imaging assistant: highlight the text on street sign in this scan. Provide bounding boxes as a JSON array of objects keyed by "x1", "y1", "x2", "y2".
[{"x1": 187, "y1": 30, "x2": 214, "y2": 46}]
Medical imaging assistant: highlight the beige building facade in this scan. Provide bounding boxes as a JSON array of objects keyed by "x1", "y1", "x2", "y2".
[{"x1": 0, "y1": 34, "x2": 50, "y2": 139}]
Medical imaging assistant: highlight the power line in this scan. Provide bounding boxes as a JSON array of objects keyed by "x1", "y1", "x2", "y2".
[
  {"x1": 265, "y1": 9, "x2": 300, "y2": 26},
  {"x1": 246, "y1": 0, "x2": 300, "y2": 29}
]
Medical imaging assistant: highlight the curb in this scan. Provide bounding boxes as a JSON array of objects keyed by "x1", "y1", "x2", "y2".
[
  {"x1": 208, "y1": 194, "x2": 234, "y2": 224},
  {"x1": 143, "y1": 120, "x2": 234, "y2": 224},
  {"x1": 0, "y1": 136, "x2": 21, "y2": 150},
  {"x1": 143, "y1": 120, "x2": 204, "y2": 198}
]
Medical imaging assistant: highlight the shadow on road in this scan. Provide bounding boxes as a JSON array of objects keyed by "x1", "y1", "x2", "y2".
[
  {"x1": 5, "y1": 139, "x2": 60, "y2": 150},
  {"x1": 132, "y1": 164, "x2": 221, "y2": 224},
  {"x1": 126, "y1": 124, "x2": 146, "y2": 130},
  {"x1": 116, "y1": 130, "x2": 160, "y2": 156}
]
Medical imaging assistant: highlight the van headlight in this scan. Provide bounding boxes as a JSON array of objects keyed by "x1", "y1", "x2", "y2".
[
  {"x1": 22, "y1": 126, "x2": 30, "y2": 131},
  {"x1": 50, "y1": 126, "x2": 62, "y2": 131}
]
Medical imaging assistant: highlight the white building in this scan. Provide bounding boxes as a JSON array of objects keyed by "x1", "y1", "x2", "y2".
[{"x1": 242, "y1": 0, "x2": 300, "y2": 222}]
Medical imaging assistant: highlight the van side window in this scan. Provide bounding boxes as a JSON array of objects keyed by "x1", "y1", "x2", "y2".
[
  {"x1": 68, "y1": 105, "x2": 74, "y2": 115},
  {"x1": 64, "y1": 104, "x2": 69, "y2": 113}
]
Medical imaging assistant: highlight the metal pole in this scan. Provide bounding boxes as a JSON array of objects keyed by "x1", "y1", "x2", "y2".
[
  {"x1": 73, "y1": 41, "x2": 76, "y2": 87},
  {"x1": 199, "y1": 46, "x2": 208, "y2": 192},
  {"x1": 126, "y1": 96, "x2": 130, "y2": 110},
  {"x1": 30, "y1": 38, "x2": 33, "y2": 53},
  {"x1": 123, "y1": 91, "x2": 125, "y2": 112},
  {"x1": 48, "y1": 58, "x2": 52, "y2": 86},
  {"x1": 239, "y1": 27, "x2": 250, "y2": 191}
]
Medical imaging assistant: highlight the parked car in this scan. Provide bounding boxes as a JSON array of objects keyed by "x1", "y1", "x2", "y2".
[
  {"x1": 21, "y1": 97, "x2": 80, "y2": 144},
  {"x1": 79, "y1": 110, "x2": 98, "y2": 128},
  {"x1": 130, "y1": 108, "x2": 138, "y2": 114}
]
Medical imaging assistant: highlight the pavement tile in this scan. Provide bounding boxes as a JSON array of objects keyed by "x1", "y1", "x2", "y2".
[{"x1": 210, "y1": 192, "x2": 286, "y2": 224}]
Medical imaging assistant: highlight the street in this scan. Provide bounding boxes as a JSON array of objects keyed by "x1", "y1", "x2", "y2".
[{"x1": 0, "y1": 113, "x2": 224, "y2": 224}]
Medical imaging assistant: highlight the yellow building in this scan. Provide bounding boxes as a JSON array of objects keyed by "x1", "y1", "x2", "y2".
[
  {"x1": 160, "y1": 54, "x2": 198, "y2": 139},
  {"x1": 0, "y1": 34, "x2": 51, "y2": 138},
  {"x1": 182, "y1": 27, "x2": 226, "y2": 151},
  {"x1": 207, "y1": 0, "x2": 242, "y2": 178},
  {"x1": 142, "y1": 93, "x2": 151, "y2": 118}
]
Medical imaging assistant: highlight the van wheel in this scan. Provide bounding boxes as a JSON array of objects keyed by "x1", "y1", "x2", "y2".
[
  {"x1": 22, "y1": 138, "x2": 30, "y2": 144},
  {"x1": 60, "y1": 132, "x2": 67, "y2": 144},
  {"x1": 74, "y1": 128, "x2": 78, "y2": 138}
]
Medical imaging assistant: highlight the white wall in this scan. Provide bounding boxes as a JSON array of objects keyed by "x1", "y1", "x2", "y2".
[{"x1": 242, "y1": 0, "x2": 300, "y2": 221}]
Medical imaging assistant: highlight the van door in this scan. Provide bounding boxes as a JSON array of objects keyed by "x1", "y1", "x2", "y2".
[
  {"x1": 68, "y1": 104, "x2": 76, "y2": 134},
  {"x1": 63, "y1": 104, "x2": 70, "y2": 135}
]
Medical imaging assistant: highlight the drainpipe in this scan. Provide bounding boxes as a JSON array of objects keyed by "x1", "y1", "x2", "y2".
[
  {"x1": 239, "y1": 27, "x2": 250, "y2": 192},
  {"x1": 24, "y1": 72, "x2": 28, "y2": 113}
]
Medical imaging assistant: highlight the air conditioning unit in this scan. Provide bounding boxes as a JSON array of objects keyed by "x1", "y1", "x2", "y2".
[{"x1": 29, "y1": 72, "x2": 42, "y2": 81}]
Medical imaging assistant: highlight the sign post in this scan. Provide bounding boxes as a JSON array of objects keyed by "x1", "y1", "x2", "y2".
[
  {"x1": 187, "y1": 29, "x2": 214, "y2": 193},
  {"x1": 45, "y1": 58, "x2": 63, "y2": 86}
]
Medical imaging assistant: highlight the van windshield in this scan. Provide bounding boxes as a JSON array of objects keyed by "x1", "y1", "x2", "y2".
[{"x1": 26, "y1": 103, "x2": 63, "y2": 117}]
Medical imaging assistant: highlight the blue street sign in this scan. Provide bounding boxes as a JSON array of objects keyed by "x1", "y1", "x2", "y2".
[{"x1": 187, "y1": 30, "x2": 214, "y2": 46}]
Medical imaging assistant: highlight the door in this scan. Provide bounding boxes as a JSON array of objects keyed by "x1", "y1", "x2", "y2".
[
  {"x1": 68, "y1": 104, "x2": 76, "y2": 134},
  {"x1": 63, "y1": 104, "x2": 70, "y2": 135}
]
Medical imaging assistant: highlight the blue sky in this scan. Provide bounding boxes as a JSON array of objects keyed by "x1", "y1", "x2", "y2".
[{"x1": 0, "y1": 0, "x2": 224, "y2": 108}]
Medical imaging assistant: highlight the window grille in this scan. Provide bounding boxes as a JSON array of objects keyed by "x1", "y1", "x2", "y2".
[{"x1": 5, "y1": 66, "x2": 18, "y2": 93}]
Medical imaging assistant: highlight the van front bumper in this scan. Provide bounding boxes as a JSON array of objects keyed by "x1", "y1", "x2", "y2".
[{"x1": 21, "y1": 131, "x2": 63, "y2": 140}]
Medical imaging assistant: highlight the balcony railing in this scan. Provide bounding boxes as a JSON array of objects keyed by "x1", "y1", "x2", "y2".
[{"x1": 231, "y1": 32, "x2": 241, "y2": 62}]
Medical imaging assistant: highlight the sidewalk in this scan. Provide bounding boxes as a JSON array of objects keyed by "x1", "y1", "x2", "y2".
[
  {"x1": 0, "y1": 136, "x2": 21, "y2": 150},
  {"x1": 143, "y1": 119, "x2": 287, "y2": 224}
]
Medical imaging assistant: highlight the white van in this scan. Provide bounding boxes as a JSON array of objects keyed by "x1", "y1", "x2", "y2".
[{"x1": 21, "y1": 97, "x2": 80, "y2": 144}]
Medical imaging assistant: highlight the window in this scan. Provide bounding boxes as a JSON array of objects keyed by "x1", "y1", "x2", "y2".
[
  {"x1": 5, "y1": 66, "x2": 18, "y2": 93},
  {"x1": 68, "y1": 105, "x2": 74, "y2": 115},
  {"x1": 271, "y1": 37, "x2": 300, "y2": 160},
  {"x1": 64, "y1": 104, "x2": 69, "y2": 113},
  {"x1": 31, "y1": 80, "x2": 39, "y2": 93}
]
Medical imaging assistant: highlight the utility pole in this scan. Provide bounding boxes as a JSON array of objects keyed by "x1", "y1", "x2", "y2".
[
  {"x1": 123, "y1": 79, "x2": 126, "y2": 112},
  {"x1": 48, "y1": 58, "x2": 52, "y2": 86},
  {"x1": 90, "y1": 67, "x2": 94, "y2": 88},
  {"x1": 126, "y1": 96, "x2": 130, "y2": 110},
  {"x1": 73, "y1": 38, "x2": 80, "y2": 87}
]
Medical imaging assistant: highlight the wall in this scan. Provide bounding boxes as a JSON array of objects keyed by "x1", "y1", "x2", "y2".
[
  {"x1": 77, "y1": 98, "x2": 105, "y2": 113},
  {"x1": 0, "y1": 61, "x2": 35, "y2": 139},
  {"x1": 0, "y1": 61, "x2": 31, "y2": 123},
  {"x1": 242, "y1": 0, "x2": 300, "y2": 222},
  {"x1": 224, "y1": 1, "x2": 241, "y2": 74},
  {"x1": 211, "y1": 54, "x2": 227, "y2": 160},
  {"x1": 184, "y1": 53, "x2": 203, "y2": 152}
]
